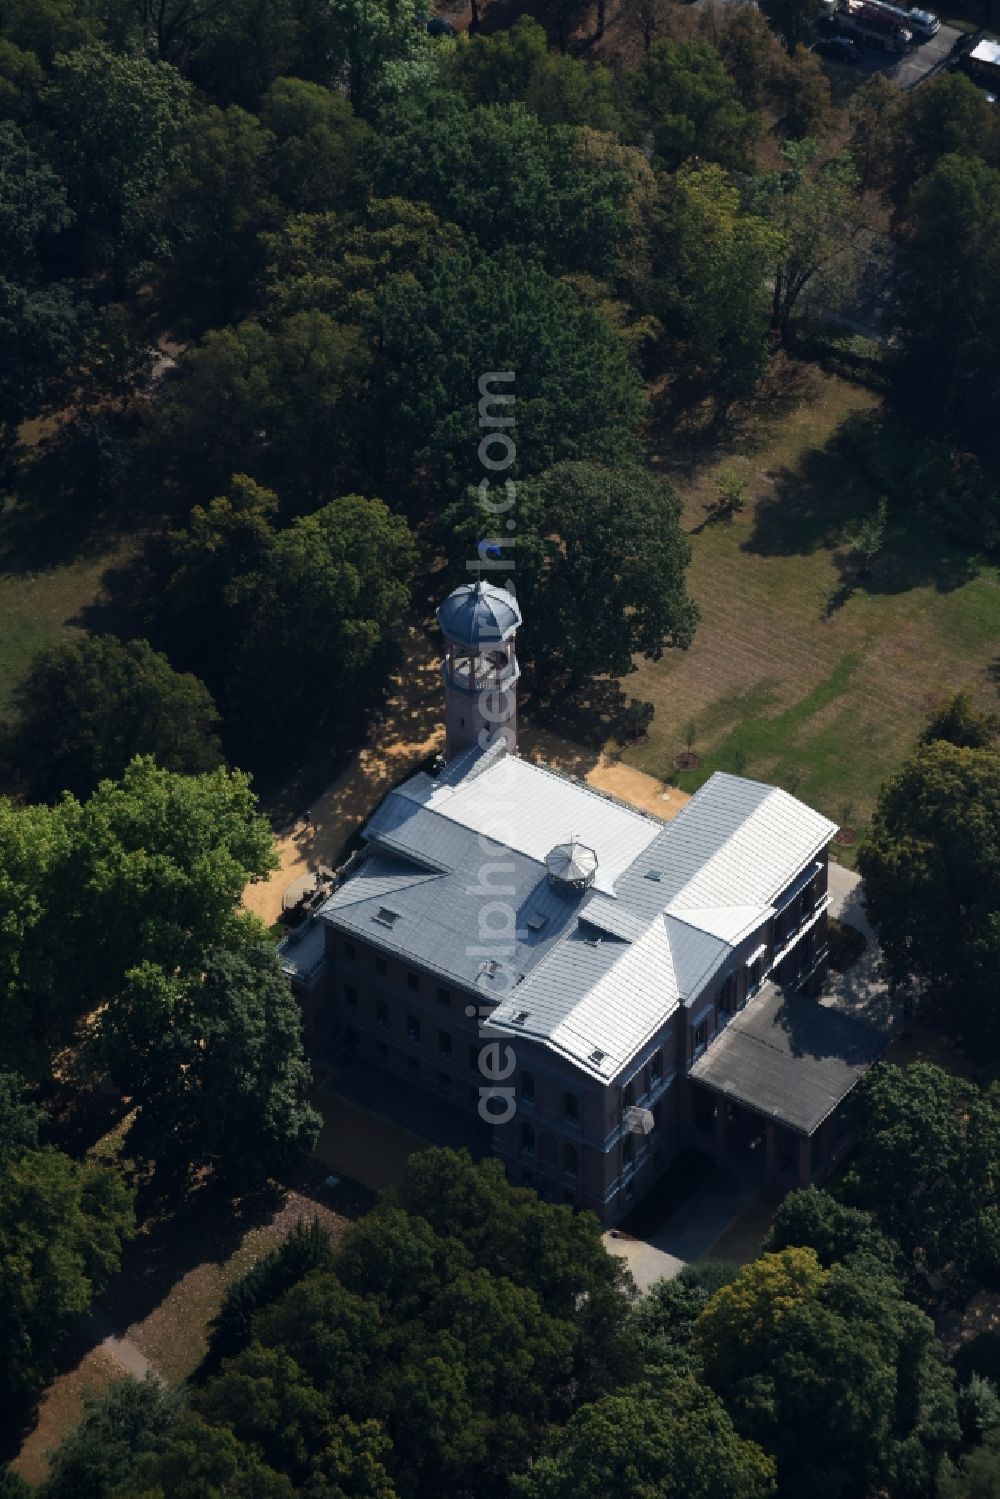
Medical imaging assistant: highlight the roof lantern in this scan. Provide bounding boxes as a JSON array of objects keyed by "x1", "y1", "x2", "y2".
[{"x1": 546, "y1": 839, "x2": 598, "y2": 893}]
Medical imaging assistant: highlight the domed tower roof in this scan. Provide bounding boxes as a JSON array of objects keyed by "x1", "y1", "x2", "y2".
[
  {"x1": 546, "y1": 840, "x2": 598, "y2": 893},
  {"x1": 437, "y1": 580, "x2": 521, "y2": 650}
]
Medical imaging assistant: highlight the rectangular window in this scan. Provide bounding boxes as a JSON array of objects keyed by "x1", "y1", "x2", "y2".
[
  {"x1": 407, "y1": 1015, "x2": 421, "y2": 1044},
  {"x1": 375, "y1": 956, "x2": 387, "y2": 977},
  {"x1": 719, "y1": 975, "x2": 736, "y2": 1013},
  {"x1": 376, "y1": 1040, "x2": 388, "y2": 1057},
  {"x1": 469, "y1": 1045, "x2": 480, "y2": 1072},
  {"x1": 438, "y1": 1071, "x2": 451, "y2": 1091},
  {"x1": 343, "y1": 941, "x2": 356, "y2": 961},
  {"x1": 407, "y1": 1057, "x2": 419, "y2": 1077},
  {"x1": 693, "y1": 1020, "x2": 708, "y2": 1056},
  {"x1": 344, "y1": 985, "x2": 358, "y2": 1010},
  {"x1": 564, "y1": 1093, "x2": 579, "y2": 1123},
  {"x1": 438, "y1": 1030, "x2": 452, "y2": 1058},
  {"x1": 406, "y1": 972, "x2": 419, "y2": 993},
  {"x1": 650, "y1": 1050, "x2": 663, "y2": 1083},
  {"x1": 437, "y1": 986, "x2": 451, "y2": 1006},
  {"x1": 376, "y1": 1000, "x2": 389, "y2": 1029}
]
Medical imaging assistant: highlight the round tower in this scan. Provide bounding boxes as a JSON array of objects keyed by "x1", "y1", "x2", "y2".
[{"x1": 437, "y1": 580, "x2": 521, "y2": 762}]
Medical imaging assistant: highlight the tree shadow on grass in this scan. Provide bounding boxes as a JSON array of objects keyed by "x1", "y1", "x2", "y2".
[{"x1": 745, "y1": 424, "x2": 980, "y2": 596}]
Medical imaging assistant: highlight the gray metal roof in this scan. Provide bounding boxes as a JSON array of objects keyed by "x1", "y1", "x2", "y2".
[
  {"x1": 689, "y1": 984, "x2": 886, "y2": 1134},
  {"x1": 320, "y1": 750, "x2": 839, "y2": 1084},
  {"x1": 436, "y1": 580, "x2": 521, "y2": 648}
]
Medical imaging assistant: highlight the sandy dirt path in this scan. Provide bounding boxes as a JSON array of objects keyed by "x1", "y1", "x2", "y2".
[{"x1": 244, "y1": 629, "x2": 690, "y2": 927}]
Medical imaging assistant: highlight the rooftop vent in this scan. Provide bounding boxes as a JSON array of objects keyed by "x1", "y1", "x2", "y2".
[
  {"x1": 514, "y1": 1010, "x2": 530, "y2": 1024},
  {"x1": 526, "y1": 914, "x2": 548, "y2": 933},
  {"x1": 589, "y1": 1048, "x2": 606, "y2": 1065},
  {"x1": 546, "y1": 839, "x2": 598, "y2": 894},
  {"x1": 373, "y1": 907, "x2": 401, "y2": 927},
  {"x1": 644, "y1": 869, "x2": 663, "y2": 882}
]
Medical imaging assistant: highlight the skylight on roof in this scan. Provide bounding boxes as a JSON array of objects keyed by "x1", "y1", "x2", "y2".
[
  {"x1": 526, "y1": 914, "x2": 548, "y2": 932},
  {"x1": 514, "y1": 1010, "x2": 530, "y2": 1023},
  {"x1": 589, "y1": 1048, "x2": 606, "y2": 1065},
  {"x1": 373, "y1": 907, "x2": 401, "y2": 927},
  {"x1": 644, "y1": 869, "x2": 663, "y2": 882}
]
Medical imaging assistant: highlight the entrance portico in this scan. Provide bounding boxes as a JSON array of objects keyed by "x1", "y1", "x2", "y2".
[{"x1": 688, "y1": 984, "x2": 886, "y2": 1190}]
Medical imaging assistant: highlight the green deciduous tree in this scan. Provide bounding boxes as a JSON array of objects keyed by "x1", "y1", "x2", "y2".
[
  {"x1": 261, "y1": 198, "x2": 468, "y2": 323},
  {"x1": 628, "y1": 37, "x2": 757, "y2": 172},
  {"x1": 773, "y1": 44, "x2": 831, "y2": 140},
  {"x1": 261, "y1": 76, "x2": 370, "y2": 214},
  {"x1": 762, "y1": 1185, "x2": 901, "y2": 1273},
  {"x1": 630, "y1": 1263, "x2": 737, "y2": 1371},
  {"x1": 0, "y1": 1147, "x2": 135, "y2": 1401},
  {"x1": 759, "y1": 0, "x2": 824, "y2": 53},
  {"x1": 0, "y1": 122, "x2": 80, "y2": 446},
  {"x1": 98, "y1": 929, "x2": 320, "y2": 1185},
  {"x1": 5, "y1": 634, "x2": 223, "y2": 803},
  {"x1": 754, "y1": 138, "x2": 865, "y2": 340},
  {"x1": 836, "y1": 1062, "x2": 1000, "y2": 1294},
  {"x1": 717, "y1": 6, "x2": 781, "y2": 110},
  {"x1": 847, "y1": 72, "x2": 902, "y2": 196},
  {"x1": 890, "y1": 154, "x2": 1000, "y2": 463},
  {"x1": 146, "y1": 314, "x2": 369, "y2": 506},
  {"x1": 132, "y1": 480, "x2": 416, "y2": 769},
  {"x1": 694, "y1": 1247, "x2": 958, "y2": 1497},
  {"x1": 448, "y1": 462, "x2": 697, "y2": 687},
  {"x1": 155, "y1": 102, "x2": 277, "y2": 325},
  {"x1": 0, "y1": 757, "x2": 276, "y2": 1066},
  {"x1": 367, "y1": 99, "x2": 634, "y2": 277},
  {"x1": 45, "y1": 45, "x2": 191, "y2": 288},
  {"x1": 512, "y1": 1376, "x2": 776, "y2": 1498},
  {"x1": 650, "y1": 164, "x2": 780, "y2": 412},
  {"x1": 376, "y1": 253, "x2": 643, "y2": 498},
  {"x1": 0, "y1": 1070, "x2": 40, "y2": 1168},
  {"x1": 445, "y1": 17, "x2": 622, "y2": 129},
  {"x1": 891, "y1": 72, "x2": 1000, "y2": 205},
  {"x1": 858, "y1": 742, "x2": 1000, "y2": 1052},
  {"x1": 39, "y1": 1376, "x2": 179, "y2": 1499}
]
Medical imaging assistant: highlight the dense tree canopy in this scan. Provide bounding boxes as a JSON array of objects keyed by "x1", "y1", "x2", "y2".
[
  {"x1": 512, "y1": 1376, "x2": 777, "y2": 1498},
  {"x1": 858, "y1": 741, "x2": 1000, "y2": 1051},
  {"x1": 837, "y1": 1062, "x2": 1000, "y2": 1296},
  {"x1": 693, "y1": 1247, "x2": 959, "y2": 1497},
  {"x1": 5, "y1": 634, "x2": 223, "y2": 803},
  {"x1": 0, "y1": 757, "x2": 276, "y2": 1068},
  {"x1": 0, "y1": 1145, "x2": 135, "y2": 1401},
  {"x1": 375, "y1": 254, "x2": 643, "y2": 498},
  {"x1": 97, "y1": 929, "x2": 321, "y2": 1184},
  {"x1": 0, "y1": 122, "x2": 79, "y2": 443},
  {"x1": 448, "y1": 461, "x2": 697, "y2": 686},
  {"x1": 891, "y1": 154, "x2": 1000, "y2": 463}
]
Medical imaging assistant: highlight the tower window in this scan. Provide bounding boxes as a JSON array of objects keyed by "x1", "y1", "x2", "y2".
[
  {"x1": 407, "y1": 1016, "x2": 421, "y2": 1044},
  {"x1": 406, "y1": 972, "x2": 419, "y2": 993},
  {"x1": 375, "y1": 956, "x2": 387, "y2": 977}
]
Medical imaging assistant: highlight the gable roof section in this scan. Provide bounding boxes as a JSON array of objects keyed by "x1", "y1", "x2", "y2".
[{"x1": 398, "y1": 751, "x2": 664, "y2": 896}]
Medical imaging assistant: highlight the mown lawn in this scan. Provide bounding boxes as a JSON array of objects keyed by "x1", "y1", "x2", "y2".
[
  {"x1": 0, "y1": 489, "x2": 132, "y2": 717},
  {"x1": 621, "y1": 367, "x2": 1000, "y2": 860}
]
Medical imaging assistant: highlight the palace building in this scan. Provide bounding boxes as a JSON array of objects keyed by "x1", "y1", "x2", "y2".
[{"x1": 281, "y1": 581, "x2": 884, "y2": 1223}]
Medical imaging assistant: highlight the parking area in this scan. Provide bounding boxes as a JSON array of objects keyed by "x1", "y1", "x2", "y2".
[{"x1": 820, "y1": 21, "x2": 965, "y2": 88}]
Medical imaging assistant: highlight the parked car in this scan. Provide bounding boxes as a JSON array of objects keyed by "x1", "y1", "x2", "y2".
[{"x1": 812, "y1": 35, "x2": 861, "y2": 60}]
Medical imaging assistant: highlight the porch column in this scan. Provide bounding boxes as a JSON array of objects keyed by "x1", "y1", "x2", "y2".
[
  {"x1": 797, "y1": 1133, "x2": 812, "y2": 1187},
  {"x1": 714, "y1": 1098, "x2": 728, "y2": 1165}
]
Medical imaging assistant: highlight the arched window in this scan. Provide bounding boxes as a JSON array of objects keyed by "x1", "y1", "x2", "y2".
[
  {"x1": 562, "y1": 1144, "x2": 579, "y2": 1178},
  {"x1": 520, "y1": 1122, "x2": 535, "y2": 1157}
]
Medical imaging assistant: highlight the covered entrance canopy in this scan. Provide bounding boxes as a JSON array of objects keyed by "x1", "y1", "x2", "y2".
[{"x1": 689, "y1": 984, "x2": 886, "y2": 1184}]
